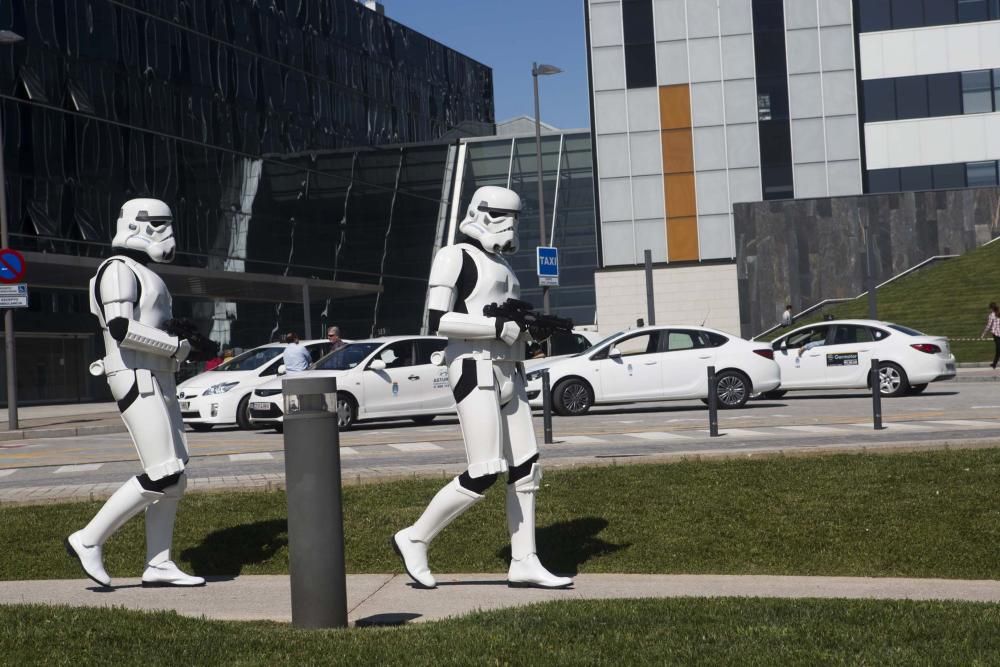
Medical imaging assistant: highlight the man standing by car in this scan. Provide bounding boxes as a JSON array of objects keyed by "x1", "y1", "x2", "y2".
[
  {"x1": 282, "y1": 332, "x2": 312, "y2": 372},
  {"x1": 327, "y1": 326, "x2": 347, "y2": 353}
]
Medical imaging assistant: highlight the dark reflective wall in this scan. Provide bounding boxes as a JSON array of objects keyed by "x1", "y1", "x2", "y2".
[{"x1": 0, "y1": 0, "x2": 493, "y2": 403}]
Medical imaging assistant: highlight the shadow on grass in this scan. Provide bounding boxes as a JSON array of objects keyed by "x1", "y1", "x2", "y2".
[
  {"x1": 496, "y1": 517, "x2": 628, "y2": 575},
  {"x1": 180, "y1": 519, "x2": 287, "y2": 576}
]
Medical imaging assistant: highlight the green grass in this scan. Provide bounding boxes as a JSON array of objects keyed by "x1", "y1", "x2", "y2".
[
  {"x1": 3, "y1": 598, "x2": 1000, "y2": 665},
  {"x1": 4, "y1": 449, "x2": 1000, "y2": 581},
  {"x1": 762, "y1": 239, "x2": 1000, "y2": 362}
]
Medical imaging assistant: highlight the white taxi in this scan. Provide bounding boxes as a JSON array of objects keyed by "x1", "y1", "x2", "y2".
[
  {"x1": 766, "y1": 319, "x2": 956, "y2": 397},
  {"x1": 524, "y1": 325, "x2": 780, "y2": 415},
  {"x1": 176, "y1": 339, "x2": 332, "y2": 430},
  {"x1": 248, "y1": 336, "x2": 454, "y2": 430}
]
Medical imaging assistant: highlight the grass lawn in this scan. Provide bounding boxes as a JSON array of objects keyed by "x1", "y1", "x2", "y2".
[
  {"x1": 3, "y1": 448, "x2": 1000, "y2": 581},
  {"x1": 3, "y1": 598, "x2": 1000, "y2": 665},
  {"x1": 762, "y1": 239, "x2": 1000, "y2": 363}
]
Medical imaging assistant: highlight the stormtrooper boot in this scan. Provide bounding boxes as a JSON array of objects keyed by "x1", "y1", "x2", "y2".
[
  {"x1": 65, "y1": 476, "x2": 157, "y2": 587},
  {"x1": 392, "y1": 477, "x2": 483, "y2": 588},
  {"x1": 141, "y1": 478, "x2": 204, "y2": 587},
  {"x1": 506, "y1": 463, "x2": 573, "y2": 589}
]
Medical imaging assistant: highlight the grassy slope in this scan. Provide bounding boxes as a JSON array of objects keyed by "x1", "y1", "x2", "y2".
[
  {"x1": 761, "y1": 239, "x2": 1000, "y2": 362},
  {"x1": 4, "y1": 449, "x2": 1000, "y2": 581},
  {"x1": 3, "y1": 599, "x2": 1000, "y2": 666}
]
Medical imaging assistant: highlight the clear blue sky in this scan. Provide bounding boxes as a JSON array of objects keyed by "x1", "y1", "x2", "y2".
[{"x1": 385, "y1": 0, "x2": 592, "y2": 130}]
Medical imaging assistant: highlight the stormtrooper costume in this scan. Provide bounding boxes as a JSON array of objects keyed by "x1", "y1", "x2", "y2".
[
  {"x1": 392, "y1": 186, "x2": 572, "y2": 589},
  {"x1": 65, "y1": 199, "x2": 204, "y2": 588}
]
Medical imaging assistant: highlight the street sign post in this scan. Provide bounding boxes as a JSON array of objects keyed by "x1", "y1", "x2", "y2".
[
  {"x1": 536, "y1": 246, "x2": 559, "y2": 287},
  {"x1": 0, "y1": 284, "x2": 27, "y2": 309}
]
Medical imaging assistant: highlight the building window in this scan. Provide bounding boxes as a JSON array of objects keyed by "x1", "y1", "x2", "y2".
[
  {"x1": 891, "y1": 0, "x2": 925, "y2": 27},
  {"x1": 899, "y1": 166, "x2": 933, "y2": 191},
  {"x1": 753, "y1": 0, "x2": 793, "y2": 199},
  {"x1": 967, "y1": 161, "x2": 999, "y2": 187},
  {"x1": 932, "y1": 163, "x2": 967, "y2": 189},
  {"x1": 895, "y1": 77, "x2": 928, "y2": 119},
  {"x1": 862, "y1": 79, "x2": 896, "y2": 122},
  {"x1": 924, "y1": 0, "x2": 958, "y2": 23},
  {"x1": 927, "y1": 73, "x2": 962, "y2": 117},
  {"x1": 622, "y1": 0, "x2": 656, "y2": 89},
  {"x1": 867, "y1": 168, "x2": 901, "y2": 193},
  {"x1": 962, "y1": 70, "x2": 993, "y2": 113},
  {"x1": 957, "y1": 0, "x2": 993, "y2": 22},
  {"x1": 995, "y1": 68, "x2": 1000, "y2": 111},
  {"x1": 858, "y1": 0, "x2": 999, "y2": 31},
  {"x1": 858, "y1": 0, "x2": 892, "y2": 31}
]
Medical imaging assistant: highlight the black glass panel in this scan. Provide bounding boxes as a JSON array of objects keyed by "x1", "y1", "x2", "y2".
[
  {"x1": 625, "y1": 44, "x2": 657, "y2": 89},
  {"x1": 958, "y1": 0, "x2": 990, "y2": 21},
  {"x1": 891, "y1": 0, "x2": 924, "y2": 27},
  {"x1": 928, "y1": 73, "x2": 962, "y2": 116},
  {"x1": 932, "y1": 163, "x2": 966, "y2": 189},
  {"x1": 858, "y1": 0, "x2": 893, "y2": 31},
  {"x1": 862, "y1": 79, "x2": 896, "y2": 122},
  {"x1": 967, "y1": 160, "x2": 999, "y2": 186},
  {"x1": 923, "y1": 0, "x2": 958, "y2": 23},
  {"x1": 895, "y1": 76, "x2": 929, "y2": 119},
  {"x1": 753, "y1": 0, "x2": 792, "y2": 199},
  {"x1": 867, "y1": 168, "x2": 901, "y2": 193},
  {"x1": 900, "y1": 166, "x2": 934, "y2": 191},
  {"x1": 622, "y1": 0, "x2": 655, "y2": 45},
  {"x1": 962, "y1": 70, "x2": 993, "y2": 113}
]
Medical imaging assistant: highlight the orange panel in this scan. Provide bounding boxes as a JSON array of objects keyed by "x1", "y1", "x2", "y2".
[
  {"x1": 667, "y1": 216, "x2": 699, "y2": 262},
  {"x1": 659, "y1": 85, "x2": 691, "y2": 130},
  {"x1": 661, "y1": 129, "x2": 694, "y2": 174},
  {"x1": 664, "y1": 173, "x2": 697, "y2": 218}
]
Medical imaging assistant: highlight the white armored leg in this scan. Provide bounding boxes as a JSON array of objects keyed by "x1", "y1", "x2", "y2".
[
  {"x1": 393, "y1": 477, "x2": 483, "y2": 588},
  {"x1": 66, "y1": 476, "x2": 157, "y2": 586},
  {"x1": 506, "y1": 462, "x2": 573, "y2": 589},
  {"x1": 141, "y1": 474, "x2": 204, "y2": 587}
]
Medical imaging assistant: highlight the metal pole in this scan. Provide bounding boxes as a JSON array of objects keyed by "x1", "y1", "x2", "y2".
[
  {"x1": 302, "y1": 282, "x2": 311, "y2": 340},
  {"x1": 644, "y1": 249, "x2": 655, "y2": 326},
  {"x1": 282, "y1": 376, "x2": 347, "y2": 628},
  {"x1": 870, "y1": 358, "x2": 884, "y2": 430},
  {"x1": 0, "y1": 103, "x2": 17, "y2": 430},
  {"x1": 532, "y1": 63, "x2": 550, "y2": 315},
  {"x1": 542, "y1": 369, "x2": 553, "y2": 444},
  {"x1": 707, "y1": 366, "x2": 719, "y2": 437}
]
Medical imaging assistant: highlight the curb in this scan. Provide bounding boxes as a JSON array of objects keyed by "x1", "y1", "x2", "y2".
[{"x1": 0, "y1": 422, "x2": 127, "y2": 442}]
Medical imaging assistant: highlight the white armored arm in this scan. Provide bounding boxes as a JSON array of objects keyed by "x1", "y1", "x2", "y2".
[{"x1": 99, "y1": 262, "x2": 186, "y2": 360}]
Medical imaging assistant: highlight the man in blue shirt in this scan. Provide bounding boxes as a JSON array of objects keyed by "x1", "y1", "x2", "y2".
[{"x1": 282, "y1": 332, "x2": 312, "y2": 372}]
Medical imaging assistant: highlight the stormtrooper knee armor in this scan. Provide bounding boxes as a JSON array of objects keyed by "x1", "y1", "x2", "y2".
[
  {"x1": 66, "y1": 199, "x2": 203, "y2": 588},
  {"x1": 392, "y1": 186, "x2": 571, "y2": 589}
]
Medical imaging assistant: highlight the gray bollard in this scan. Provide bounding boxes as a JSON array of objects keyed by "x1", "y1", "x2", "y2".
[
  {"x1": 870, "y1": 358, "x2": 884, "y2": 430},
  {"x1": 707, "y1": 366, "x2": 720, "y2": 437},
  {"x1": 282, "y1": 375, "x2": 347, "y2": 628},
  {"x1": 542, "y1": 369, "x2": 553, "y2": 445}
]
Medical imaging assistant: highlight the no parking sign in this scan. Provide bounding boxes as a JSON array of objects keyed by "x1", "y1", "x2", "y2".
[{"x1": 0, "y1": 249, "x2": 29, "y2": 308}]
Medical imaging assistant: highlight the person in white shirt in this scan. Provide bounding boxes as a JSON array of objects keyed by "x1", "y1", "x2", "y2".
[
  {"x1": 282, "y1": 332, "x2": 312, "y2": 372},
  {"x1": 781, "y1": 305, "x2": 792, "y2": 327}
]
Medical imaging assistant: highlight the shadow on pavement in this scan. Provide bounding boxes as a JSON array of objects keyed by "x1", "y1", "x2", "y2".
[{"x1": 180, "y1": 519, "x2": 287, "y2": 576}]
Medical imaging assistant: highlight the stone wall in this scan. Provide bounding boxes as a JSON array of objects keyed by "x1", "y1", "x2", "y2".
[{"x1": 734, "y1": 187, "x2": 1000, "y2": 337}]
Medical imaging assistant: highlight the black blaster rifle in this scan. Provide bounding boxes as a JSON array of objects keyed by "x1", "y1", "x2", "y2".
[
  {"x1": 482, "y1": 298, "x2": 574, "y2": 342},
  {"x1": 163, "y1": 318, "x2": 220, "y2": 362}
]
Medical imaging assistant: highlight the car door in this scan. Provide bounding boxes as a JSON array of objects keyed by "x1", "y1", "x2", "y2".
[
  {"x1": 414, "y1": 338, "x2": 452, "y2": 412},
  {"x1": 593, "y1": 331, "x2": 663, "y2": 401},
  {"x1": 822, "y1": 324, "x2": 876, "y2": 387},
  {"x1": 361, "y1": 341, "x2": 423, "y2": 416},
  {"x1": 660, "y1": 330, "x2": 715, "y2": 398},
  {"x1": 772, "y1": 325, "x2": 831, "y2": 388}
]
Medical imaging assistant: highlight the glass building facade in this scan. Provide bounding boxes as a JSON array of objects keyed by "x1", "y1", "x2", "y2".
[{"x1": 0, "y1": 0, "x2": 494, "y2": 404}]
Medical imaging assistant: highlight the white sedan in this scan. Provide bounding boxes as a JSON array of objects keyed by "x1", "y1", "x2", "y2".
[
  {"x1": 765, "y1": 319, "x2": 956, "y2": 397},
  {"x1": 176, "y1": 339, "x2": 332, "y2": 430},
  {"x1": 248, "y1": 336, "x2": 454, "y2": 430},
  {"x1": 524, "y1": 325, "x2": 780, "y2": 415}
]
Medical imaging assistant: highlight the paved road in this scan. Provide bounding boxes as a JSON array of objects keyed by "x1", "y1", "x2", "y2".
[{"x1": 2, "y1": 381, "x2": 999, "y2": 501}]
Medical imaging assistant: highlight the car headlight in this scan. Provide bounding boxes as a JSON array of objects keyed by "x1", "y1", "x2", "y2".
[
  {"x1": 203, "y1": 382, "x2": 239, "y2": 396},
  {"x1": 525, "y1": 370, "x2": 544, "y2": 382}
]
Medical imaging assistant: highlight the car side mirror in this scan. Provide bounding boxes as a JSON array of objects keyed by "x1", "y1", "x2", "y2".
[
  {"x1": 277, "y1": 364, "x2": 286, "y2": 375},
  {"x1": 608, "y1": 347, "x2": 622, "y2": 358},
  {"x1": 369, "y1": 359, "x2": 387, "y2": 371}
]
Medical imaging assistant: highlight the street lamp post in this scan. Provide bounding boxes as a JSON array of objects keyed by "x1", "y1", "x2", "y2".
[
  {"x1": 0, "y1": 29, "x2": 23, "y2": 430},
  {"x1": 532, "y1": 62, "x2": 561, "y2": 315}
]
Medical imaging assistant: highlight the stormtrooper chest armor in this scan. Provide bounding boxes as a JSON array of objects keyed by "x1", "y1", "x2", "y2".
[{"x1": 457, "y1": 245, "x2": 520, "y2": 316}]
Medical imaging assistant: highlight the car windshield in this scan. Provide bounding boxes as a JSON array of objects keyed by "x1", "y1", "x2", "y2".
[
  {"x1": 581, "y1": 331, "x2": 626, "y2": 357},
  {"x1": 213, "y1": 347, "x2": 283, "y2": 371},
  {"x1": 313, "y1": 343, "x2": 381, "y2": 370},
  {"x1": 888, "y1": 324, "x2": 925, "y2": 336}
]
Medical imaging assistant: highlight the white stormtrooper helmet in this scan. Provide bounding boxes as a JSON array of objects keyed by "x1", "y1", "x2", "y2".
[
  {"x1": 111, "y1": 198, "x2": 176, "y2": 263},
  {"x1": 459, "y1": 186, "x2": 521, "y2": 255}
]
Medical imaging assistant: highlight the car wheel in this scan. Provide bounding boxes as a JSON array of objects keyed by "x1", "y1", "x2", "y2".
[
  {"x1": 761, "y1": 389, "x2": 787, "y2": 400},
  {"x1": 189, "y1": 423, "x2": 213, "y2": 432},
  {"x1": 553, "y1": 378, "x2": 594, "y2": 416},
  {"x1": 274, "y1": 423, "x2": 283, "y2": 434},
  {"x1": 337, "y1": 394, "x2": 357, "y2": 430},
  {"x1": 907, "y1": 383, "x2": 928, "y2": 395},
  {"x1": 715, "y1": 370, "x2": 751, "y2": 409},
  {"x1": 876, "y1": 362, "x2": 909, "y2": 397},
  {"x1": 411, "y1": 415, "x2": 436, "y2": 426},
  {"x1": 236, "y1": 395, "x2": 253, "y2": 430}
]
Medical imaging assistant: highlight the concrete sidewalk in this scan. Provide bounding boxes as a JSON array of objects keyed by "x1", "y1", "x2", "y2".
[{"x1": 1, "y1": 574, "x2": 998, "y2": 625}]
